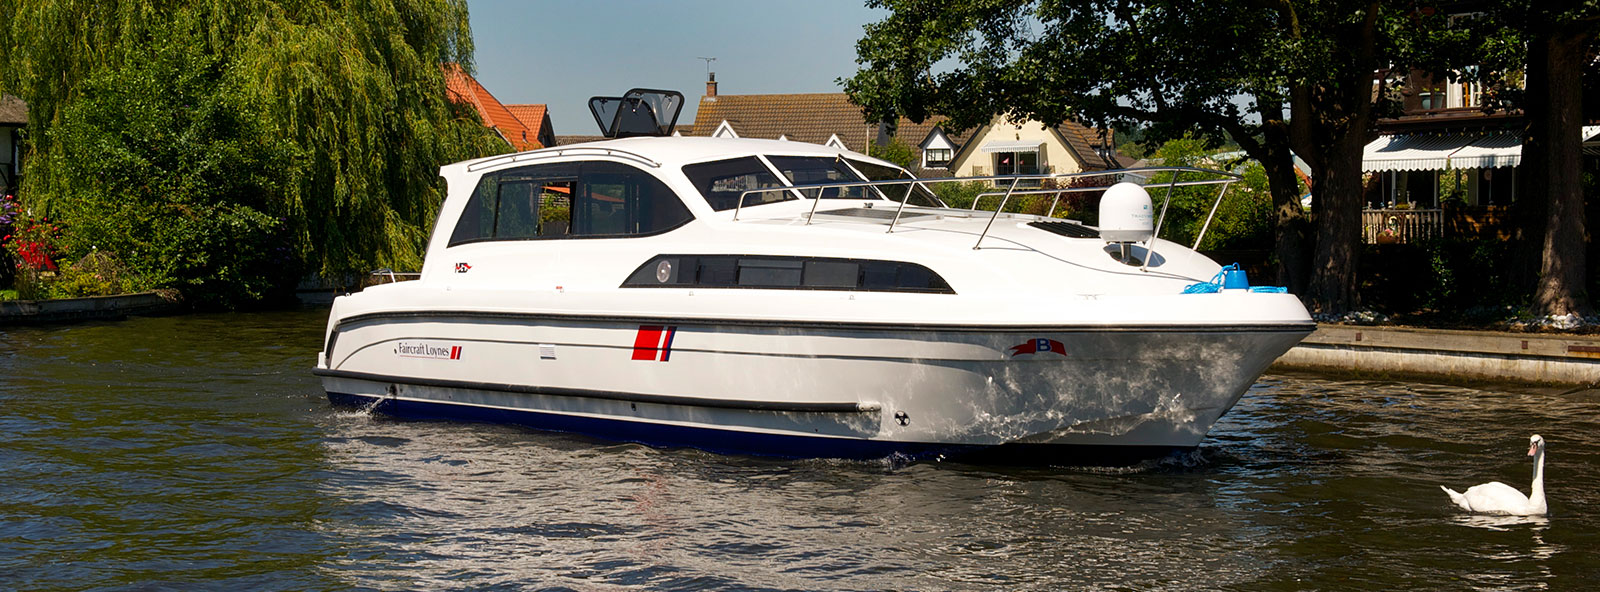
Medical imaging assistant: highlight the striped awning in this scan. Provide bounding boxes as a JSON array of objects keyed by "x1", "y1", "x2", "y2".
[
  {"x1": 1362, "y1": 133, "x2": 1474, "y2": 172},
  {"x1": 1448, "y1": 132, "x2": 1522, "y2": 169},
  {"x1": 979, "y1": 140, "x2": 1044, "y2": 153}
]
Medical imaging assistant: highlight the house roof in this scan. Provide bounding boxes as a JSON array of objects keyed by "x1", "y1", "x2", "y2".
[
  {"x1": 443, "y1": 64, "x2": 542, "y2": 151},
  {"x1": 687, "y1": 91, "x2": 1123, "y2": 174},
  {"x1": 555, "y1": 135, "x2": 607, "y2": 146},
  {"x1": 1052, "y1": 121, "x2": 1128, "y2": 170},
  {"x1": 505, "y1": 104, "x2": 553, "y2": 144},
  {"x1": 0, "y1": 95, "x2": 26, "y2": 126},
  {"x1": 687, "y1": 92, "x2": 979, "y2": 176}
]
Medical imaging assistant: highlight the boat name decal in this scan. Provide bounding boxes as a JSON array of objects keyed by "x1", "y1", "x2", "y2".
[
  {"x1": 455, "y1": 262, "x2": 472, "y2": 273},
  {"x1": 632, "y1": 325, "x2": 678, "y2": 361},
  {"x1": 1009, "y1": 338, "x2": 1067, "y2": 357},
  {"x1": 396, "y1": 341, "x2": 464, "y2": 360}
]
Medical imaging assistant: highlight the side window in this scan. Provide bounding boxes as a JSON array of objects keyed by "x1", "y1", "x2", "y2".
[
  {"x1": 682, "y1": 157, "x2": 791, "y2": 211},
  {"x1": 845, "y1": 158, "x2": 943, "y2": 207},
  {"x1": 765, "y1": 156, "x2": 871, "y2": 199},
  {"x1": 623, "y1": 255, "x2": 954, "y2": 294},
  {"x1": 573, "y1": 162, "x2": 692, "y2": 236},
  {"x1": 449, "y1": 162, "x2": 688, "y2": 245}
]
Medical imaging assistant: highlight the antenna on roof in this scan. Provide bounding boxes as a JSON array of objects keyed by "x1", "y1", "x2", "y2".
[{"x1": 697, "y1": 56, "x2": 716, "y2": 75}]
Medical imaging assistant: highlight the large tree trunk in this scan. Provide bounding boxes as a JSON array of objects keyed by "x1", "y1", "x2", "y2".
[
  {"x1": 1258, "y1": 106, "x2": 1311, "y2": 295},
  {"x1": 1304, "y1": 125, "x2": 1369, "y2": 315},
  {"x1": 1528, "y1": 27, "x2": 1594, "y2": 316},
  {"x1": 1286, "y1": 3, "x2": 1382, "y2": 316}
]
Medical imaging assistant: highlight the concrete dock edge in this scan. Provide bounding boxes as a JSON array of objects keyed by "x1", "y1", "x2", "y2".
[
  {"x1": 1273, "y1": 324, "x2": 1600, "y2": 386},
  {"x1": 0, "y1": 291, "x2": 181, "y2": 326}
]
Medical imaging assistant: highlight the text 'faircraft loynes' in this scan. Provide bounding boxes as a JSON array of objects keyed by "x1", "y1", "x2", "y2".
[{"x1": 314, "y1": 89, "x2": 1314, "y2": 464}]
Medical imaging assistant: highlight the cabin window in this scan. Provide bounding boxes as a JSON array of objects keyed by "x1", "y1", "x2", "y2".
[
  {"x1": 682, "y1": 157, "x2": 792, "y2": 211},
  {"x1": 844, "y1": 158, "x2": 944, "y2": 207},
  {"x1": 449, "y1": 161, "x2": 690, "y2": 246},
  {"x1": 622, "y1": 255, "x2": 955, "y2": 294},
  {"x1": 765, "y1": 156, "x2": 872, "y2": 199}
]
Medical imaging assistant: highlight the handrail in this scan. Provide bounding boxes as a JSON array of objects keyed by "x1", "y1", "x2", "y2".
[
  {"x1": 729, "y1": 167, "x2": 1242, "y2": 255},
  {"x1": 973, "y1": 178, "x2": 1021, "y2": 250},
  {"x1": 466, "y1": 146, "x2": 662, "y2": 172}
]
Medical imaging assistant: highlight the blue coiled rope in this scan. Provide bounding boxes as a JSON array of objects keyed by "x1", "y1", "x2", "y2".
[{"x1": 1182, "y1": 263, "x2": 1288, "y2": 294}]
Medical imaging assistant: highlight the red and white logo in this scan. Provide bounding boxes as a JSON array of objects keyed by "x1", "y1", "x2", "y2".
[
  {"x1": 396, "y1": 342, "x2": 464, "y2": 360},
  {"x1": 455, "y1": 262, "x2": 472, "y2": 273},
  {"x1": 632, "y1": 325, "x2": 677, "y2": 361},
  {"x1": 1009, "y1": 338, "x2": 1068, "y2": 357}
]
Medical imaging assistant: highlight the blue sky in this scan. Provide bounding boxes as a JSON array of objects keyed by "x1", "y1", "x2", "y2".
[{"x1": 467, "y1": 0, "x2": 888, "y2": 137}]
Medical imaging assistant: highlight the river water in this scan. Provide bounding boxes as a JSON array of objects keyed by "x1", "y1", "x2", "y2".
[{"x1": 2, "y1": 310, "x2": 1598, "y2": 591}]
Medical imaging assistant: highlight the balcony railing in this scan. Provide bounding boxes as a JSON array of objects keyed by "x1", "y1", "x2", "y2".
[{"x1": 1363, "y1": 208, "x2": 1443, "y2": 244}]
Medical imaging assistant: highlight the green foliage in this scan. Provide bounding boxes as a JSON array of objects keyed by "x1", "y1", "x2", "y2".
[
  {"x1": 1139, "y1": 135, "x2": 1271, "y2": 251},
  {"x1": 46, "y1": 251, "x2": 135, "y2": 299},
  {"x1": 1359, "y1": 239, "x2": 1525, "y2": 319},
  {"x1": 867, "y1": 138, "x2": 917, "y2": 168},
  {"x1": 0, "y1": 0, "x2": 507, "y2": 307},
  {"x1": 46, "y1": 28, "x2": 299, "y2": 305},
  {"x1": 930, "y1": 180, "x2": 992, "y2": 210}
]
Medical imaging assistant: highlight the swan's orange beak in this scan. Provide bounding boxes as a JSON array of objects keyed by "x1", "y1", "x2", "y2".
[{"x1": 1528, "y1": 443, "x2": 1538, "y2": 456}]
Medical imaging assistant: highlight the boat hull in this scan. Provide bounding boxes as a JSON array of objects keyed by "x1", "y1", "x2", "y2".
[{"x1": 318, "y1": 312, "x2": 1309, "y2": 463}]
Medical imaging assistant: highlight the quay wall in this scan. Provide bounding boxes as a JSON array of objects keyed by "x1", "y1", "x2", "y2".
[{"x1": 1274, "y1": 325, "x2": 1600, "y2": 386}]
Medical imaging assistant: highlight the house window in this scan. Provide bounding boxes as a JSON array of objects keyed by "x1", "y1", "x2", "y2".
[
  {"x1": 994, "y1": 151, "x2": 1039, "y2": 176},
  {"x1": 924, "y1": 148, "x2": 952, "y2": 168}
]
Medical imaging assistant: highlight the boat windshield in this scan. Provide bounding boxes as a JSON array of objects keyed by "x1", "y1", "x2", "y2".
[
  {"x1": 682, "y1": 156, "x2": 795, "y2": 211},
  {"x1": 844, "y1": 158, "x2": 943, "y2": 207},
  {"x1": 764, "y1": 156, "x2": 873, "y2": 199}
]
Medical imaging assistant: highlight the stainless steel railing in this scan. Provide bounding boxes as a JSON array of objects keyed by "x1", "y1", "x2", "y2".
[{"x1": 735, "y1": 167, "x2": 1240, "y2": 262}]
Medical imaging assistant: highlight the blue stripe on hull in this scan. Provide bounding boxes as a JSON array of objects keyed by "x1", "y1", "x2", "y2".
[{"x1": 326, "y1": 392, "x2": 1188, "y2": 466}]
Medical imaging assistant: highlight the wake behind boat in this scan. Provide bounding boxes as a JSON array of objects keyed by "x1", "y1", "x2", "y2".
[{"x1": 314, "y1": 90, "x2": 1314, "y2": 464}]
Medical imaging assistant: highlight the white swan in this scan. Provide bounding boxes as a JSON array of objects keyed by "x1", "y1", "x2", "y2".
[{"x1": 1441, "y1": 434, "x2": 1547, "y2": 516}]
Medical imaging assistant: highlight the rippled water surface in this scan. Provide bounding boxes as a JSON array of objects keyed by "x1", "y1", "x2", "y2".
[{"x1": 3, "y1": 310, "x2": 1598, "y2": 590}]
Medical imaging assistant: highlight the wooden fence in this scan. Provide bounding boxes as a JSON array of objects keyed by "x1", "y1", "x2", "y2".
[{"x1": 1363, "y1": 208, "x2": 1443, "y2": 244}]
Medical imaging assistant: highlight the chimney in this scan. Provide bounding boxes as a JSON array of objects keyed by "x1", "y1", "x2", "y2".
[{"x1": 706, "y1": 72, "x2": 718, "y2": 98}]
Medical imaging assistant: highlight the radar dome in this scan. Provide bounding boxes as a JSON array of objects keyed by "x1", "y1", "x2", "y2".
[{"x1": 1098, "y1": 182, "x2": 1154, "y2": 243}]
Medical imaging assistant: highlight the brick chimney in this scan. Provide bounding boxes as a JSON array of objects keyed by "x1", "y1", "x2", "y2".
[{"x1": 706, "y1": 72, "x2": 718, "y2": 98}]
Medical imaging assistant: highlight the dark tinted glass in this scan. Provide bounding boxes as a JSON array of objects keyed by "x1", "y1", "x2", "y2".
[
  {"x1": 765, "y1": 156, "x2": 871, "y2": 199},
  {"x1": 623, "y1": 255, "x2": 953, "y2": 294},
  {"x1": 845, "y1": 158, "x2": 943, "y2": 206},
  {"x1": 449, "y1": 161, "x2": 688, "y2": 246},
  {"x1": 450, "y1": 163, "x2": 580, "y2": 246},
  {"x1": 682, "y1": 157, "x2": 792, "y2": 211}
]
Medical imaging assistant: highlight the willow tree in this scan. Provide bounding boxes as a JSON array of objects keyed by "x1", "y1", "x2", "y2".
[{"x1": 0, "y1": 0, "x2": 506, "y2": 303}]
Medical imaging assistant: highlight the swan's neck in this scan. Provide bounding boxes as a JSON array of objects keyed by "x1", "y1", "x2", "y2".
[{"x1": 1530, "y1": 448, "x2": 1546, "y2": 506}]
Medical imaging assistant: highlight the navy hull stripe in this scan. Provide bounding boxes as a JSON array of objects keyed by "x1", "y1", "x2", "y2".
[{"x1": 327, "y1": 392, "x2": 1187, "y2": 465}]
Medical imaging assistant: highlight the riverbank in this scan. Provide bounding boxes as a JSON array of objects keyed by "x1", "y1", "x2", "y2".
[
  {"x1": 1273, "y1": 324, "x2": 1600, "y2": 386},
  {"x1": 0, "y1": 291, "x2": 180, "y2": 326}
]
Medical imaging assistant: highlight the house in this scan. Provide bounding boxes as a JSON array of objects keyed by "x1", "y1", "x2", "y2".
[
  {"x1": 504, "y1": 104, "x2": 557, "y2": 150},
  {"x1": 1359, "y1": 66, "x2": 1600, "y2": 243},
  {"x1": 0, "y1": 94, "x2": 24, "y2": 194},
  {"x1": 1362, "y1": 69, "x2": 1530, "y2": 210},
  {"x1": 443, "y1": 64, "x2": 549, "y2": 152},
  {"x1": 686, "y1": 74, "x2": 1125, "y2": 179}
]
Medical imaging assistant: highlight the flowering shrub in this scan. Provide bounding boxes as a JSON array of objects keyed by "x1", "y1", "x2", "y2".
[{"x1": 4, "y1": 215, "x2": 65, "y2": 272}]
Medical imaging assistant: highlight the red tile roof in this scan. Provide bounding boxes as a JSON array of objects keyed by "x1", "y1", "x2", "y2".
[
  {"x1": 443, "y1": 64, "x2": 542, "y2": 151},
  {"x1": 505, "y1": 104, "x2": 555, "y2": 148}
]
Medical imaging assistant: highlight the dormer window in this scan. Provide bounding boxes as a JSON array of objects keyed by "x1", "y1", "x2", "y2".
[{"x1": 919, "y1": 127, "x2": 958, "y2": 169}]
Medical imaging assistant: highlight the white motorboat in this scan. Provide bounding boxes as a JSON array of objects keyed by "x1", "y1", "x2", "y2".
[{"x1": 315, "y1": 90, "x2": 1313, "y2": 464}]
